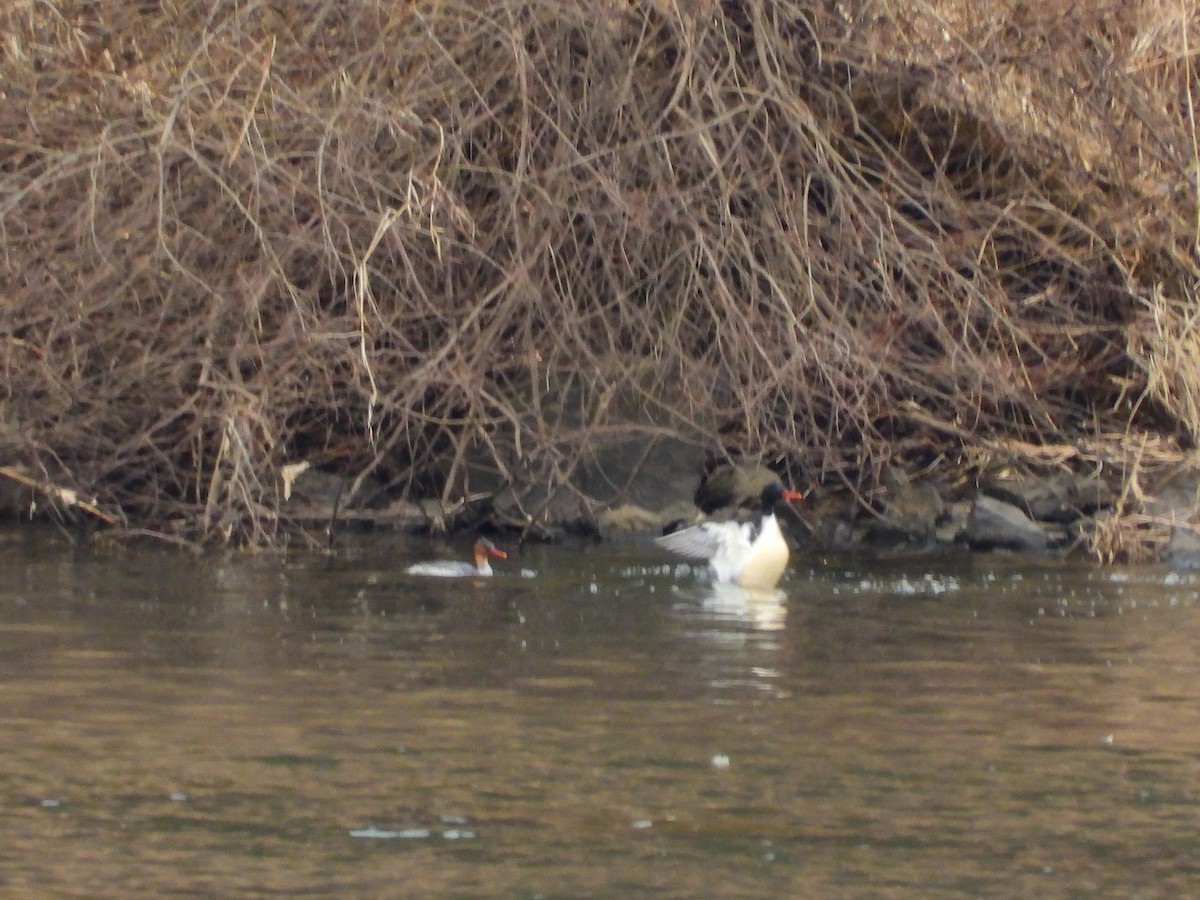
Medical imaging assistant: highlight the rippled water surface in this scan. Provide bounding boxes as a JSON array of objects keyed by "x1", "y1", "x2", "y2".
[{"x1": 2, "y1": 527, "x2": 1198, "y2": 897}]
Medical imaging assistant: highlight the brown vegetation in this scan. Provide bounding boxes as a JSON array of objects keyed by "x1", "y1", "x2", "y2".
[{"x1": 1, "y1": 0, "x2": 1198, "y2": 551}]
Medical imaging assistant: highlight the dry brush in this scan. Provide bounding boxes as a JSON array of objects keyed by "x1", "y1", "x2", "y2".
[{"x1": 1, "y1": 0, "x2": 1198, "y2": 550}]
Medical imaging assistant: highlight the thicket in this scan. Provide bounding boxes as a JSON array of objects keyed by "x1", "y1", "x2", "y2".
[{"x1": 1, "y1": 0, "x2": 1198, "y2": 552}]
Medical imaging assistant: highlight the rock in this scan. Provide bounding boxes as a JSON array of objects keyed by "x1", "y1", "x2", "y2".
[
  {"x1": 1165, "y1": 526, "x2": 1200, "y2": 570},
  {"x1": 1074, "y1": 477, "x2": 1117, "y2": 517},
  {"x1": 982, "y1": 470, "x2": 1113, "y2": 523},
  {"x1": 1142, "y1": 470, "x2": 1200, "y2": 522},
  {"x1": 1141, "y1": 470, "x2": 1200, "y2": 566},
  {"x1": 820, "y1": 516, "x2": 859, "y2": 550},
  {"x1": 480, "y1": 433, "x2": 704, "y2": 535},
  {"x1": 490, "y1": 481, "x2": 584, "y2": 533},
  {"x1": 963, "y1": 494, "x2": 1049, "y2": 553},
  {"x1": 285, "y1": 466, "x2": 388, "y2": 510},
  {"x1": 606, "y1": 461, "x2": 806, "y2": 541},
  {"x1": 283, "y1": 466, "x2": 345, "y2": 506},
  {"x1": 575, "y1": 434, "x2": 705, "y2": 512},
  {"x1": 596, "y1": 502, "x2": 690, "y2": 539},
  {"x1": 445, "y1": 378, "x2": 708, "y2": 532},
  {"x1": 866, "y1": 467, "x2": 945, "y2": 545},
  {"x1": 936, "y1": 500, "x2": 972, "y2": 544},
  {"x1": 597, "y1": 503, "x2": 662, "y2": 533},
  {"x1": 0, "y1": 473, "x2": 30, "y2": 518}
]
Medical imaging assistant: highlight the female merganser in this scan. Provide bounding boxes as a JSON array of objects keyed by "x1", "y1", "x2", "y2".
[
  {"x1": 655, "y1": 481, "x2": 803, "y2": 589},
  {"x1": 405, "y1": 538, "x2": 508, "y2": 577}
]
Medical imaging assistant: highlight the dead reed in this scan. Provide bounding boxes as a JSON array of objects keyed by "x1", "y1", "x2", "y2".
[{"x1": 1, "y1": 0, "x2": 1198, "y2": 547}]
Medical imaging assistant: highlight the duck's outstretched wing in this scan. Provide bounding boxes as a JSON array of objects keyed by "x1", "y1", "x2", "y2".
[{"x1": 654, "y1": 521, "x2": 745, "y2": 561}]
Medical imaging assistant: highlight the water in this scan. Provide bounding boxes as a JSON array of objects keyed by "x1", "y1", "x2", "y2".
[{"x1": 1, "y1": 527, "x2": 1198, "y2": 897}]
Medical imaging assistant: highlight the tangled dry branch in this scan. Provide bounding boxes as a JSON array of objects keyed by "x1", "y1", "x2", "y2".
[{"x1": 1, "y1": 0, "x2": 1199, "y2": 545}]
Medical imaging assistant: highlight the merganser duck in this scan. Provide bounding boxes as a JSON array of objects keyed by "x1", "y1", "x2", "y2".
[
  {"x1": 655, "y1": 481, "x2": 803, "y2": 589},
  {"x1": 405, "y1": 538, "x2": 508, "y2": 577}
]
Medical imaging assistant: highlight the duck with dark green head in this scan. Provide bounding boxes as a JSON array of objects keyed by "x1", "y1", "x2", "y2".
[{"x1": 655, "y1": 481, "x2": 804, "y2": 589}]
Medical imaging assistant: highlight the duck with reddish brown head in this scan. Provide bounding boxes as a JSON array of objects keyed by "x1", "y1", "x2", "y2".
[{"x1": 405, "y1": 538, "x2": 508, "y2": 577}]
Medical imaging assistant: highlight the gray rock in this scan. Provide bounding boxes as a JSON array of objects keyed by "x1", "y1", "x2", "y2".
[
  {"x1": 1165, "y1": 526, "x2": 1200, "y2": 570},
  {"x1": 982, "y1": 471, "x2": 1112, "y2": 523},
  {"x1": 964, "y1": 494, "x2": 1049, "y2": 553},
  {"x1": 286, "y1": 466, "x2": 387, "y2": 510},
  {"x1": 575, "y1": 434, "x2": 705, "y2": 512},
  {"x1": 867, "y1": 467, "x2": 945, "y2": 544},
  {"x1": 1142, "y1": 471, "x2": 1200, "y2": 522},
  {"x1": 483, "y1": 433, "x2": 704, "y2": 535},
  {"x1": 936, "y1": 500, "x2": 972, "y2": 543}
]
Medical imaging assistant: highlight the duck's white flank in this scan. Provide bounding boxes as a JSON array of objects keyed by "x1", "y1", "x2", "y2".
[{"x1": 405, "y1": 538, "x2": 508, "y2": 577}]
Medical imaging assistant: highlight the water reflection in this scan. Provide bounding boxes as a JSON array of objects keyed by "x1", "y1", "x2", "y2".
[
  {"x1": 690, "y1": 582, "x2": 788, "y2": 632},
  {"x1": 2, "y1": 529, "x2": 1200, "y2": 896}
]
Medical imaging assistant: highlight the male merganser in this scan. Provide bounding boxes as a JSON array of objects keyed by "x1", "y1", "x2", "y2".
[
  {"x1": 405, "y1": 538, "x2": 508, "y2": 577},
  {"x1": 655, "y1": 481, "x2": 803, "y2": 589}
]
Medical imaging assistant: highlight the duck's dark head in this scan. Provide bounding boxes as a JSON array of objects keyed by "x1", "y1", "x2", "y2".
[{"x1": 760, "y1": 481, "x2": 805, "y2": 511}]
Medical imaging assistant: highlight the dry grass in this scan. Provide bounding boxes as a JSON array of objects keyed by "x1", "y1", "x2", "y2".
[{"x1": 1, "y1": 0, "x2": 1199, "y2": 547}]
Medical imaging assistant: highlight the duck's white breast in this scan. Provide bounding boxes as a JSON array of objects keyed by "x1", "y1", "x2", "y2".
[{"x1": 731, "y1": 515, "x2": 789, "y2": 589}]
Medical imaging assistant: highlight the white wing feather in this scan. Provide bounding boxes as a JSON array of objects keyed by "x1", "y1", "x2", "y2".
[
  {"x1": 655, "y1": 521, "x2": 750, "y2": 562},
  {"x1": 655, "y1": 514, "x2": 787, "y2": 587}
]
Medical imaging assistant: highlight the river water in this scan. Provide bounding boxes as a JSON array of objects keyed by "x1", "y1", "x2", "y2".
[{"x1": 1, "y1": 526, "x2": 1197, "y2": 897}]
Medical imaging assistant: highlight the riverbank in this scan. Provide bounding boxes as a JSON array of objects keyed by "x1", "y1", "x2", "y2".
[{"x1": 2, "y1": 1, "x2": 1199, "y2": 560}]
